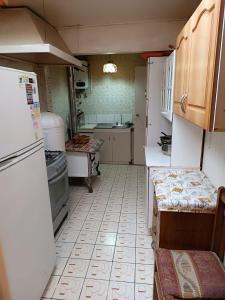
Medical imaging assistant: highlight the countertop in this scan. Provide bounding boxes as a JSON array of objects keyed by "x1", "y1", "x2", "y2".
[
  {"x1": 145, "y1": 146, "x2": 171, "y2": 168},
  {"x1": 151, "y1": 168, "x2": 217, "y2": 213}
]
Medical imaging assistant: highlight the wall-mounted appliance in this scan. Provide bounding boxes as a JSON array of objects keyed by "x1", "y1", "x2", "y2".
[{"x1": 75, "y1": 61, "x2": 89, "y2": 89}]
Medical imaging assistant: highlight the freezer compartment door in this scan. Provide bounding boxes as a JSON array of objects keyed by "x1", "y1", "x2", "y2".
[
  {"x1": 0, "y1": 145, "x2": 55, "y2": 300},
  {"x1": 0, "y1": 67, "x2": 43, "y2": 160}
]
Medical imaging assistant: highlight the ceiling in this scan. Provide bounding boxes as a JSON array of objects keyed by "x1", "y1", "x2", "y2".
[{"x1": 6, "y1": 0, "x2": 201, "y2": 28}]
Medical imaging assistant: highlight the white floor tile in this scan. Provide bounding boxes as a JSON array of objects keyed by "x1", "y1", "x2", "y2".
[
  {"x1": 80, "y1": 279, "x2": 109, "y2": 300},
  {"x1": 106, "y1": 204, "x2": 122, "y2": 213},
  {"x1": 114, "y1": 246, "x2": 135, "y2": 263},
  {"x1": 136, "y1": 224, "x2": 150, "y2": 235},
  {"x1": 135, "y1": 264, "x2": 154, "y2": 285},
  {"x1": 108, "y1": 198, "x2": 123, "y2": 204},
  {"x1": 96, "y1": 232, "x2": 117, "y2": 246},
  {"x1": 136, "y1": 248, "x2": 154, "y2": 265},
  {"x1": 103, "y1": 212, "x2": 120, "y2": 222},
  {"x1": 92, "y1": 245, "x2": 114, "y2": 261},
  {"x1": 116, "y1": 234, "x2": 136, "y2": 247},
  {"x1": 70, "y1": 243, "x2": 94, "y2": 260},
  {"x1": 82, "y1": 220, "x2": 101, "y2": 231},
  {"x1": 86, "y1": 260, "x2": 112, "y2": 280},
  {"x1": 65, "y1": 220, "x2": 84, "y2": 231},
  {"x1": 136, "y1": 235, "x2": 153, "y2": 249},
  {"x1": 70, "y1": 211, "x2": 88, "y2": 220},
  {"x1": 120, "y1": 213, "x2": 137, "y2": 223},
  {"x1": 100, "y1": 221, "x2": 119, "y2": 233},
  {"x1": 57, "y1": 229, "x2": 80, "y2": 243},
  {"x1": 55, "y1": 242, "x2": 74, "y2": 258},
  {"x1": 86, "y1": 211, "x2": 105, "y2": 221},
  {"x1": 118, "y1": 222, "x2": 136, "y2": 234},
  {"x1": 111, "y1": 262, "x2": 135, "y2": 282},
  {"x1": 90, "y1": 204, "x2": 107, "y2": 212},
  {"x1": 135, "y1": 284, "x2": 153, "y2": 300},
  {"x1": 121, "y1": 206, "x2": 137, "y2": 214},
  {"x1": 63, "y1": 258, "x2": 90, "y2": 277},
  {"x1": 53, "y1": 276, "x2": 84, "y2": 300},
  {"x1": 137, "y1": 215, "x2": 147, "y2": 224},
  {"x1": 76, "y1": 231, "x2": 98, "y2": 244},
  {"x1": 107, "y1": 281, "x2": 134, "y2": 300}
]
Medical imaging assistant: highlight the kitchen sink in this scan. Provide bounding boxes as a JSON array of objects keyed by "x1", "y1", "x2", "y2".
[
  {"x1": 95, "y1": 123, "x2": 130, "y2": 129},
  {"x1": 95, "y1": 123, "x2": 114, "y2": 129},
  {"x1": 112, "y1": 124, "x2": 129, "y2": 128},
  {"x1": 95, "y1": 123, "x2": 131, "y2": 129}
]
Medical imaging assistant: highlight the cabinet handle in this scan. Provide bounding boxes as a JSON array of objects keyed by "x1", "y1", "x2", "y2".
[{"x1": 180, "y1": 94, "x2": 187, "y2": 113}]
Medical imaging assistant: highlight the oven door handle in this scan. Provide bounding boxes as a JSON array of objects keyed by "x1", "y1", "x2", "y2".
[{"x1": 49, "y1": 167, "x2": 68, "y2": 185}]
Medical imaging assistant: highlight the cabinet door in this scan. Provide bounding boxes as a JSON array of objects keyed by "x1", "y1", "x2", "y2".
[
  {"x1": 94, "y1": 132, "x2": 113, "y2": 163},
  {"x1": 185, "y1": 0, "x2": 221, "y2": 129},
  {"x1": 112, "y1": 131, "x2": 131, "y2": 164},
  {"x1": 161, "y1": 51, "x2": 175, "y2": 122},
  {"x1": 174, "y1": 22, "x2": 190, "y2": 117}
]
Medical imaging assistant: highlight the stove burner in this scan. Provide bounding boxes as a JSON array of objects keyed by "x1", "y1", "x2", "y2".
[{"x1": 45, "y1": 150, "x2": 63, "y2": 165}]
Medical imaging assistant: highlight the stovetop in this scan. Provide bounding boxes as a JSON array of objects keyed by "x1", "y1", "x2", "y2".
[{"x1": 45, "y1": 150, "x2": 63, "y2": 166}]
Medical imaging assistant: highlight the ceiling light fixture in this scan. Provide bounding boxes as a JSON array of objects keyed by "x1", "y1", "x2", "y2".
[{"x1": 103, "y1": 62, "x2": 117, "y2": 73}]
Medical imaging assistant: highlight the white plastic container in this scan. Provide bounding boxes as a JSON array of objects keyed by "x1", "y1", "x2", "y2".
[{"x1": 41, "y1": 112, "x2": 65, "y2": 151}]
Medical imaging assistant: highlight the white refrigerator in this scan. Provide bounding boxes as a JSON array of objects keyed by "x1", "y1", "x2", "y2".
[{"x1": 0, "y1": 67, "x2": 56, "y2": 300}]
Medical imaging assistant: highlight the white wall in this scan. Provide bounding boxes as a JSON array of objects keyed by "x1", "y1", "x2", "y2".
[
  {"x1": 59, "y1": 19, "x2": 186, "y2": 54},
  {"x1": 171, "y1": 115, "x2": 203, "y2": 168},
  {"x1": 202, "y1": 132, "x2": 225, "y2": 187}
]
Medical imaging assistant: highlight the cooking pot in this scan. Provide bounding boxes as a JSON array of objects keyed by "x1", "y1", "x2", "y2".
[
  {"x1": 160, "y1": 132, "x2": 172, "y2": 144},
  {"x1": 157, "y1": 142, "x2": 171, "y2": 156}
]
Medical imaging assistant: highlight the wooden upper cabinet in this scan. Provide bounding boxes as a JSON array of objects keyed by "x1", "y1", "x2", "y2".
[
  {"x1": 174, "y1": 22, "x2": 190, "y2": 118},
  {"x1": 174, "y1": 0, "x2": 225, "y2": 131}
]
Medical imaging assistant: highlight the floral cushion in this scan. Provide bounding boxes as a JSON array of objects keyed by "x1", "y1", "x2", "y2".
[
  {"x1": 156, "y1": 248, "x2": 225, "y2": 299},
  {"x1": 151, "y1": 169, "x2": 217, "y2": 213}
]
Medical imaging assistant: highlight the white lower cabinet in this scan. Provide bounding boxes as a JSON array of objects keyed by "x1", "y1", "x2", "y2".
[
  {"x1": 94, "y1": 129, "x2": 131, "y2": 164},
  {"x1": 94, "y1": 131, "x2": 113, "y2": 163}
]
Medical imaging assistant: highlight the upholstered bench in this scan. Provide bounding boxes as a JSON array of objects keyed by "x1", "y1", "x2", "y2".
[
  {"x1": 153, "y1": 187, "x2": 225, "y2": 300},
  {"x1": 151, "y1": 168, "x2": 217, "y2": 250}
]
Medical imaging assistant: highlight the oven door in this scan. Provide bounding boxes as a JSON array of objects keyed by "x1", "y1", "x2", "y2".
[{"x1": 48, "y1": 166, "x2": 69, "y2": 222}]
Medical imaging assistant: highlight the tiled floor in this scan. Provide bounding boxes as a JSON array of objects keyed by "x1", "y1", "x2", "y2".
[{"x1": 41, "y1": 164, "x2": 154, "y2": 300}]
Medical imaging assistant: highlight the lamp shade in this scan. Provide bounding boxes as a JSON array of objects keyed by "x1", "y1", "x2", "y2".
[{"x1": 103, "y1": 62, "x2": 117, "y2": 73}]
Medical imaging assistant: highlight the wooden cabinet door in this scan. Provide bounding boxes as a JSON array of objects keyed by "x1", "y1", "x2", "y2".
[
  {"x1": 185, "y1": 0, "x2": 221, "y2": 129},
  {"x1": 94, "y1": 132, "x2": 113, "y2": 163},
  {"x1": 112, "y1": 131, "x2": 131, "y2": 164},
  {"x1": 174, "y1": 22, "x2": 190, "y2": 117}
]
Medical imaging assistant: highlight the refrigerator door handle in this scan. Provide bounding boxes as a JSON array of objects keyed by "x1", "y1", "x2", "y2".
[
  {"x1": 0, "y1": 155, "x2": 18, "y2": 168},
  {"x1": 0, "y1": 143, "x2": 44, "y2": 172}
]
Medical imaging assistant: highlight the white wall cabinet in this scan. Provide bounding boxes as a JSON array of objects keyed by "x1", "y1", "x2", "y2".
[
  {"x1": 161, "y1": 51, "x2": 175, "y2": 122},
  {"x1": 94, "y1": 129, "x2": 131, "y2": 164}
]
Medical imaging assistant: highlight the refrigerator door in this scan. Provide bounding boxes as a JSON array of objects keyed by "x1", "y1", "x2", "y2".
[
  {"x1": 0, "y1": 143, "x2": 55, "y2": 300},
  {"x1": 0, "y1": 67, "x2": 43, "y2": 161}
]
